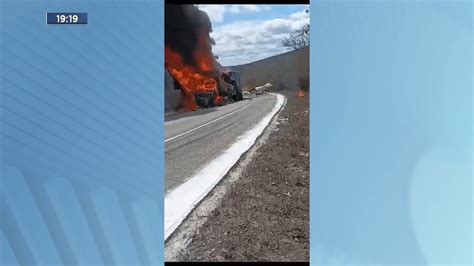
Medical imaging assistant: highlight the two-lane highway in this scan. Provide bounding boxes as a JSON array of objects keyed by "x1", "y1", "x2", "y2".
[{"x1": 165, "y1": 94, "x2": 279, "y2": 193}]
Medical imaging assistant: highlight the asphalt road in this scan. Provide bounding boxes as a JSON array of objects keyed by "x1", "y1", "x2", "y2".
[{"x1": 165, "y1": 94, "x2": 278, "y2": 193}]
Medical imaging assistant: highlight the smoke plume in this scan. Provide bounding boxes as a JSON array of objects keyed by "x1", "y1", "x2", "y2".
[{"x1": 165, "y1": 5, "x2": 215, "y2": 70}]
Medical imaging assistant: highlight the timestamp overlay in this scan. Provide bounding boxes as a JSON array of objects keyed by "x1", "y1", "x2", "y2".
[{"x1": 46, "y1": 12, "x2": 88, "y2": 25}]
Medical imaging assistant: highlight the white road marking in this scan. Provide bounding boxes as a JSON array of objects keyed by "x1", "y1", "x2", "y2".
[{"x1": 164, "y1": 101, "x2": 256, "y2": 143}]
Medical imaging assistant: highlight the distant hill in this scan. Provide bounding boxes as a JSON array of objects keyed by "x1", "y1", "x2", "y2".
[{"x1": 228, "y1": 46, "x2": 309, "y2": 91}]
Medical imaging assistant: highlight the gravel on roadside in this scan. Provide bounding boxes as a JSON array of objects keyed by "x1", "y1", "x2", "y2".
[{"x1": 183, "y1": 90, "x2": 309, "y2": 262}]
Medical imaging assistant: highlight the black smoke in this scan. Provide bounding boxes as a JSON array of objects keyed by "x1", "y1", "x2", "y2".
[{"x1": 165, "y1": 5, "x2": 215, "y2": 68}]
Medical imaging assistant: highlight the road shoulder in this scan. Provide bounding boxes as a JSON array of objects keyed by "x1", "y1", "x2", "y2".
[{"x1": 165, "y1": 91, "x2": 309, "y2": 262}]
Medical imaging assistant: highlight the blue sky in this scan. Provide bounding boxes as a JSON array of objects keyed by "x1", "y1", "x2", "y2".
[{"x1": 197, "y1": 5, "x2": 310, "y2": 66}]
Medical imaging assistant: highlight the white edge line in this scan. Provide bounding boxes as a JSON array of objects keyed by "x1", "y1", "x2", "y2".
[
  {"x1": 164, "y1": 101, "x2": 255, "y2": 143},
  {"x1": 164, "y1": 93, "x2": 286, "y2": 240}
]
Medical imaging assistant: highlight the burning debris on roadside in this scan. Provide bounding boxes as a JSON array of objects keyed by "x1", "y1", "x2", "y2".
[{"x1": 165, "y1": 5, "x2": 243, "y2": 111}]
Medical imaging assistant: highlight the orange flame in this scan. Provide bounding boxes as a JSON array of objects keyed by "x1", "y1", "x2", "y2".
[
  {"x1": 165, "y1": 45, "x2": 220, "y2": 111},
  {"x1": 297, "y1": 90, "x2": 305, "y2": 98}
]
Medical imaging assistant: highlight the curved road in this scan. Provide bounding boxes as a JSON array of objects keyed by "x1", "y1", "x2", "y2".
[{"x1": 165, "y1": 94, "x2": 278, "y2": 193}]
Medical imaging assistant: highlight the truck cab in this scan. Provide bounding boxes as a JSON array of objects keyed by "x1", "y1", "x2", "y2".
[{"x1": 218, "y1": 70, "x2": 243, "y2": 101}]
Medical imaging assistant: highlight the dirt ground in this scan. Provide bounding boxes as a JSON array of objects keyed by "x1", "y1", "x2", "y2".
[{"x1": 182, "y1": 90, "x2": 309, "y2": 262}]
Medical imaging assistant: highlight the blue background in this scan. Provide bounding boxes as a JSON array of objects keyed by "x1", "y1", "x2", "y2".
[
  {"x1": 1, "y1": 0, "x2": 472, "y2": 265},
  {"x1": 311, "y1": 1, "x2": 472, "y2": 265},
  {"x1": 1, "y1": 1, "x2": 164, "y2": 265}
]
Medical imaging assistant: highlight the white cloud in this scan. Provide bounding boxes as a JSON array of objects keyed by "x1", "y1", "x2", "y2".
[
  {"x1": 290, "y1": 8, "x2": 310, "y2": 20},
  {"x1": 228, "y1": 5, "x2": 240, "y2": 14},
  {"x1": 197, "y1": 5, "x2": 227, "y2": 22},
  {"x1": 209, "y1": 7, "x2": 310, "y2": 66},
  {"x1": 197, "y1": 5, "x2": 272, "y2": 23},
  {"x1": 239, "y1": 5, "x2": 259, "y2": 12}
]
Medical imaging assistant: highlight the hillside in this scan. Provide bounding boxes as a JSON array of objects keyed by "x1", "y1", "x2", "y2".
[{"x1": 229, "y1": 46, "x2": 309, "y2": 91}]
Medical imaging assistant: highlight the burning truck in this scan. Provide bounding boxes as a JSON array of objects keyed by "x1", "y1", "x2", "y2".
[
  {"x1": 168, "y1": 66, "x2": 243, "y2": 110},
  {"x1": 192, "y1": 70, "x2": 243, "y2": 108},
  {"x1": 165, "y1": 5, "x2": 243, "y2": 111}
]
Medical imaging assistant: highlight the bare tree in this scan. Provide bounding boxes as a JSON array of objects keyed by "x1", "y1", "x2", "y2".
[{"x1": 283, "y1": 24, "x2": 310, "y2": 50}]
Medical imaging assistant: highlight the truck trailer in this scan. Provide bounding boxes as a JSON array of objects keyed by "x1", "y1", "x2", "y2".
[{"x1": 174, "y1": 70, "x2": 243, "y2": 109}]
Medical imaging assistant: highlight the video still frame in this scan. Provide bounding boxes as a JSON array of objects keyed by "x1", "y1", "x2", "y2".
[{"x1": 164, "y1": 3, "x2": 310, "y2": 262}]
